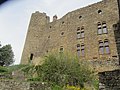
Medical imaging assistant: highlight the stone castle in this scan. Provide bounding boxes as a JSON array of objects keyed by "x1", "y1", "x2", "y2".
[{"x1": 21, "y1": 0, "x2": 120, "y2": 70}]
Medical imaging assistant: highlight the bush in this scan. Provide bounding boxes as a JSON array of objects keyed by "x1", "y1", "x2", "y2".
[
  {"x1": 0, "y1": 66, "x2": 8, "y2": 73},
  {"x1": 23, "y1": 52, "x2": 96, "y2": 89}
]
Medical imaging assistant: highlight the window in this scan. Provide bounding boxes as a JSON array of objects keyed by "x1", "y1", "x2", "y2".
[
  {"x1": 77, "y1": 44, "x2": 85, "y2": 57},
  {"x1": 97, "y1": 22, "x2": 108, "y2": 34},
  {"x1": 104, "y1": 40, "x2": 110, "y2": 54},
  {"x1": 61, "y1": 32, "x2": 64, "y2": 35},
  {"x1": 98, "y1": 28, "x2": 102, "y2": 34},
  {"x1": 77, "y1": 26, "x2": 85, "y2": 39},
  {"x1": 81, "y1": 44, "x2": 85, "y2": 56},
  {"x1": 62, "y1": 21, "x2": 64, "y2": 24},
  {"x1": 99, "y1": 46, "x2": 104, "y2": 54},
  {"x1": 60, "y1": 46, "x2": 64, "y2": 53},
  {"x1": 99, "y1": 41, "x2": 104, "y2": 54},
  {"x1": 79, "y1": 16, "x2": 82, "y2": 19},
  {"x1": 98, "y1": 40, "x2": 110, "y2": 54},
  {"x1": 98, "y1": 22, "x2": 102, "y2": 34},
  {"x1": 77, "y1": 44, "x2": 80, "y2": 57},
  {"x1": 30, "y1": 53, "x2": 34, "y2": 60},
  {"x1": 81, "y1": 31, "x2": 84, "y2": 38},
  {"x1": 102, "y1": 22, "x2": 107, "y2": 34},
  {"x1": 77, "y1": 27, "x2": 80, "y2": 31},
  {"x1": 77, "y1": 32, "x2": 80, "y2": 39},
  {"x1": 98, "y1": 10, "x2": 102, "y2": 14},
  {"x1": 113, "y1": 24, "x2": 118, "y2": 31},
  {"x1": 77, "y1": 49, "x2": 80, "y2": 57}
]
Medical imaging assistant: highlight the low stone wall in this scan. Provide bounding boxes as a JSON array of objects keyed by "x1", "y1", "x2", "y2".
[
  {"x1": 88, "y1": 59, "x2": 120, "y2": 72},
  {"x1": 0, "y1": 80, "x2": 51, "y2": 90},
  {"x1": 99, "y1": 69, "x2": 120, "y2": 90}
]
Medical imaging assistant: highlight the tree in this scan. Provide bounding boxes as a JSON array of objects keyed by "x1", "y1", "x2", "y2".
[
  {"x1": 0, "y1": 44, "x2": 14, "y2": 66},
  {"x1": 23, "y1": 52, "x2": 95, "y2": 89},
  {"x1": 40, "y1": 53, "x2": 94, "y2": 88}
]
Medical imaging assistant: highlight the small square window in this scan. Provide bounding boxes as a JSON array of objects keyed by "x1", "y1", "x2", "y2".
[{"x1": 62, "y1": 21, "x2": 64, "y2": 24}]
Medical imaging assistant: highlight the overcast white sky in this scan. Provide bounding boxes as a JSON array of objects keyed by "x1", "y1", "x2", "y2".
[{"x1": 0, "y1": 0, "x2": 101, "y2": 64}]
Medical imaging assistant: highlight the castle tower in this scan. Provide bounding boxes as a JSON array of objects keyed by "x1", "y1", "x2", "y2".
[{"x1": 21, "y1": 11, "x2": 50, "y2": 64}]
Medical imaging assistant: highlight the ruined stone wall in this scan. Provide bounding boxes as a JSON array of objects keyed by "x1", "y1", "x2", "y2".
[
  {"x1": 21, "y1": 0, "x2": 120, "y2": 66},
  {"x1": 99, "y1": 69, "x2": 120, "y2": 90},
  {"x1": 0, "y1": 80, "x2": 51, "y2": 90}
]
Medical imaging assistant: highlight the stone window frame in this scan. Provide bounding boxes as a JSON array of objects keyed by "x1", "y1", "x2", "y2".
[
  {"x1": 97, "y1": 21, "x2": 108, "y2": 35},
  {"x1": 98, "y1": 39, "x2": 110, "y2": 55},
  {"x1": 77, "y1": 26, "x2": 85, "y2": 39},
  {"x1": 76, "y1": 43, "x2": 85, "y2": 57}
]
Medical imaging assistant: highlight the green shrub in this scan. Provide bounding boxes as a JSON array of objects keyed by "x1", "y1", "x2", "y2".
[
  {"x1": 51, "y1": 84, "x2": 63, "y2": 90},
  {"x1": 23, "y1": 52, "x2": 96, "y2": 89},
  {"x1": 0, "y1": 66, "x2": 8, "y2": 73}
]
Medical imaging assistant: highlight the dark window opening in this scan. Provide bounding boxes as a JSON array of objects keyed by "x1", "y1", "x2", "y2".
[
  {"x1": 112, "y1": 55, "x2": 117, "y2": 58},
  {"x1": 79, "y1": 16, "x2": 82, "y2": 19},
  {"x1": 62, "y1": 21, "x2": 64, "y2": 24},
  {"x1": 61, "y1": 32, "x2": 64, "y2": 35},
  {"x1": 30, "y1": 53, "x2": 34, "y2": 60},
  {"x1": 98, "y1": 10, "x2": 102, "y2": 14},
  {"x1": 113, "y1": 24, "x2": 118, "y2": 30},
  {"x1": 60, "y1": 46, "x2": 64, "y2": 52}
]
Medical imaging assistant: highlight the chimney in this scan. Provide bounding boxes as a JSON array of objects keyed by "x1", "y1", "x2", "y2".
[{"x1": 53, "y1": 15, "x2": 57, "y2": 21}]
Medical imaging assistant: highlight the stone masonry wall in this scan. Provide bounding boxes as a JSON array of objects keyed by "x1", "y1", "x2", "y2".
[
  {"x1": 0, "y1": 80, "x2": 51, "y2": 90},
  {"x1": 21, "y1": 0, "x2": 120, "y2": 67},
  {"x1": 99, "y1": 69, "x2": 120, "y2": 90}
]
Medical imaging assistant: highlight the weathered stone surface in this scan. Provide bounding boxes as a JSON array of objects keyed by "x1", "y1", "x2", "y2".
[
  {"x1": 99, "y1": 69, "x2": 120, "y2": 90},
  {"x1": 0, "y1": 80, "x2": 51, "y2": 90}
]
